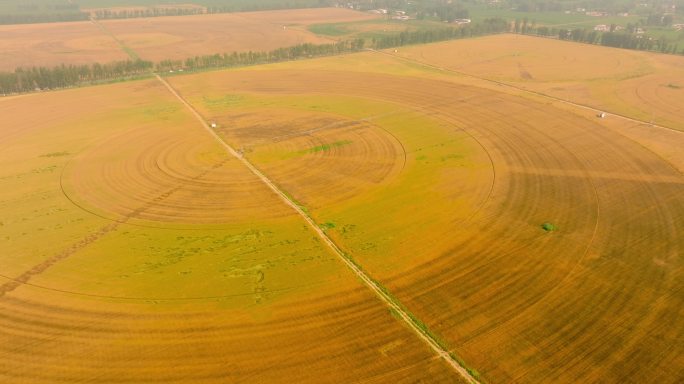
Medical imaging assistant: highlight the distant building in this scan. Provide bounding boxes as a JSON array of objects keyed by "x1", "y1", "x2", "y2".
[{"x1": 594, "y1": 24, "x2": 610, "y2": 32}]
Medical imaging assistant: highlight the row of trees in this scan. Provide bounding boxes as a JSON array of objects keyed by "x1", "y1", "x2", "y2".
[
  {"x1": 0, "y1": 0, "x2": 336, "y2": 24},
  {"x1": 0, "y1": 12, "x2": 88, "y2": 25},
  {"x1": 156, "y1": 39, "x2": 366, "y2": 72},
  {"x1": 0, "y1": 39, "x2": 368, "y2": 95},
  {"x1": 0, "y1": 60, "x2": 153, "y2": 95},
  {"x1": 371, "y1": 18, "x2": 509, "y2": 49},
  {"x1": 205, "y1": 0, "x2": 333, "y2": 13},
  {"x1": 93, "y1": 8, "x2": 205, "y2": 20},
  {"x1": 518, "y1": 21, "x2": 684, "y2": 54},
  {"x1": 91, "y1": 1, "x2": 334, "y2": 21},
  {"x1": 13, "y1": 14, "x2": 680, "y2": 95}
]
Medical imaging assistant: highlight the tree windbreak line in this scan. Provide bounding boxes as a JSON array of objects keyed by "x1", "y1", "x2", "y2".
[
  {"x1": 0, "y1": 60, "x2": 154, "y2": 94},
  {"x1": 93, "y1": 8, "x2": 204, "y2": 20},
  {"x1": 0, "y1": 12, "x2": 89, "y2": 24},
  {"x1": 0, "y1": 1, "x2": 86, "y2": 25},
  {"x1": 0, "y1": 19, "x2": 510, "y2": 95},
  {"x1": 0, "y1": 0, "x2": 336, "y2": 24},
  {"x1": 513, "y1": 19, "x2": 684, "y2": 55}
]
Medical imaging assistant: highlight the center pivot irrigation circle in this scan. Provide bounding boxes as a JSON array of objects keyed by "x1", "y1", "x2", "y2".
[{"x1": 61, "y1": 109, "x2": 405, "y2": 226}]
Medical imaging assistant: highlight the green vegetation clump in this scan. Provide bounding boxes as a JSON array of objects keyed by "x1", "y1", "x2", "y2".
[
  {"x1": 304, "y1": 140, "x2": 352, "y2": 154},
  {"x1": 541, "y1": 222, "x2": 558, "y2": 232},
  {"x1": 320, "y1": 222, "x2": 336, "y2": 230},
  {"x1": 309, "y1": 23, "x2": 348, "y2": 36}
]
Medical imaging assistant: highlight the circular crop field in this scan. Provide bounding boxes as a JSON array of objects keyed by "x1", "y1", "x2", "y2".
[{"x1": 1, "y1": 44, "x2": 682, "y2": 384}]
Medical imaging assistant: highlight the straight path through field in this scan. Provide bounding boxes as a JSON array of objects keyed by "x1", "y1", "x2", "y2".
[{"x1": 154, "y1": 74, "x2": 479, "y2": 384}]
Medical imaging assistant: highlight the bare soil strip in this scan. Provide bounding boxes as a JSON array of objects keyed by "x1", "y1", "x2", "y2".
[{"x1": 155, "y1": 74, "x2": 479, "y2": 384}]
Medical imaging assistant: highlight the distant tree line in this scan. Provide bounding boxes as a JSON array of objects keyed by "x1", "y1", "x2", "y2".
[
  {"x1": 0, "y1": 1, "x2": 88, "y2": 25},
  {"x1": 205, "y1": 0, "x2": 333, "y2": 13},
  {"x1": 0, "y1": 17, "x2": 570, "y2": 95},
  {"x1": 0, "y1": 0, "x2": 335, "y2": 24},
  {"x1": 93, "y1": 8, "x2": 205, "y2": 20},
  {"x1": 0, "y1": 40, "x2": 367, "y2": 95},
  {"x1": 0, "y1": 60, "x2": 153, "y2": 95},
  {"x1": 371, "y1": 18, "x2": 509, "y2": 49},
  {"x1": 0, "y1": 12, "x2": 88, "y2": 25},
  {"x1": 156, "y1": 39, "x2": 366, "y2": 72},
  {"x1": 513, "y1": 18, "x2": 684, "y2": 55}
]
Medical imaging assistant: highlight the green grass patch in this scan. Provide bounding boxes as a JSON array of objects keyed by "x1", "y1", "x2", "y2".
[
  {"x1": 308, "y1": 23, "x2": 349, "y2": 36},
  {"x1": 300, "y1": 140, "x2": 352, "y2": 154},
  {"x1": 320, "y1": 221, "x2": 336, "y2": 230},
  {"x1": 281, "y1": 189, "x2": 308, "y2": 214},
  {"x1": 541, "y1": 222, "x2": 558, "y2": 232},
  {"x1": 202, "y1": 94, "x2": 244, "y2": 109}
]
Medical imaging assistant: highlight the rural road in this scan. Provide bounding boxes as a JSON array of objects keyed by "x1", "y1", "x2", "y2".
[{"x1": 155, "y1": 74, "x2": 480, "y2": 384}]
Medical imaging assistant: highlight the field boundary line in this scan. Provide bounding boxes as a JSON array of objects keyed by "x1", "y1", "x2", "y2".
[
  {"x1": 155, "y1": 74, "x2": 480, "y2": 384},
  {"x1": 90, "y1": 17, "x2": 140, "y2": 60}
]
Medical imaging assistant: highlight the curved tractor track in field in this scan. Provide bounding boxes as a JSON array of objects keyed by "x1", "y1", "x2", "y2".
[
  {"x1": 1, "y1": 64, "x2": 682, "y2": 383},
  {"x1": 173, "y1": 69, "x2": 683, "y2": 383},
  {"x1": 155, "y1": 74, "x2": 480, "y2": 383}
]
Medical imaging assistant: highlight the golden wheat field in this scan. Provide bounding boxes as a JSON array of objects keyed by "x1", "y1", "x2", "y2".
[
  {"x1": 392, "y1": 34, "x2": 684, "y2": 131},
  {"x1": 1, "y1": 33, "x2": 683, "y2": 383}
]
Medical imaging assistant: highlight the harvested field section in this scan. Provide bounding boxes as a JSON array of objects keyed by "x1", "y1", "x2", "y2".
[
  {"x1": 0, "y1": 8, "x2": 375, "y2": 71},
  {"x1": 170, "y1": 64, "x2": 684, "y2": 383},
  {"x1": 100, "y1": 8, "x2": 375, "y2": 63},
  {"x1": 0, "y1": 77, "x2": 465, "y2": 383},
  {"x1": 392, "y1": 34, "x2": 684, "y2": 130},
  {"x1": 0, "y1": 21, "x2": 127, "y2": 71},
  {"x1": 100, "y1": 14, "x2": 325, "y2": 63}
]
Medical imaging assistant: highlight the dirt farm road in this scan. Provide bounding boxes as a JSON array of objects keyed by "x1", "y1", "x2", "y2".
[{"x1": 155, "y1": 74, "x2": 480, "y2": 384}]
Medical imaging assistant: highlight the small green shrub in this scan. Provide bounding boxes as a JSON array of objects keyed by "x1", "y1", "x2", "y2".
[{"x1": 541, "y1": 222, "x2": 558, "y2": 232}]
